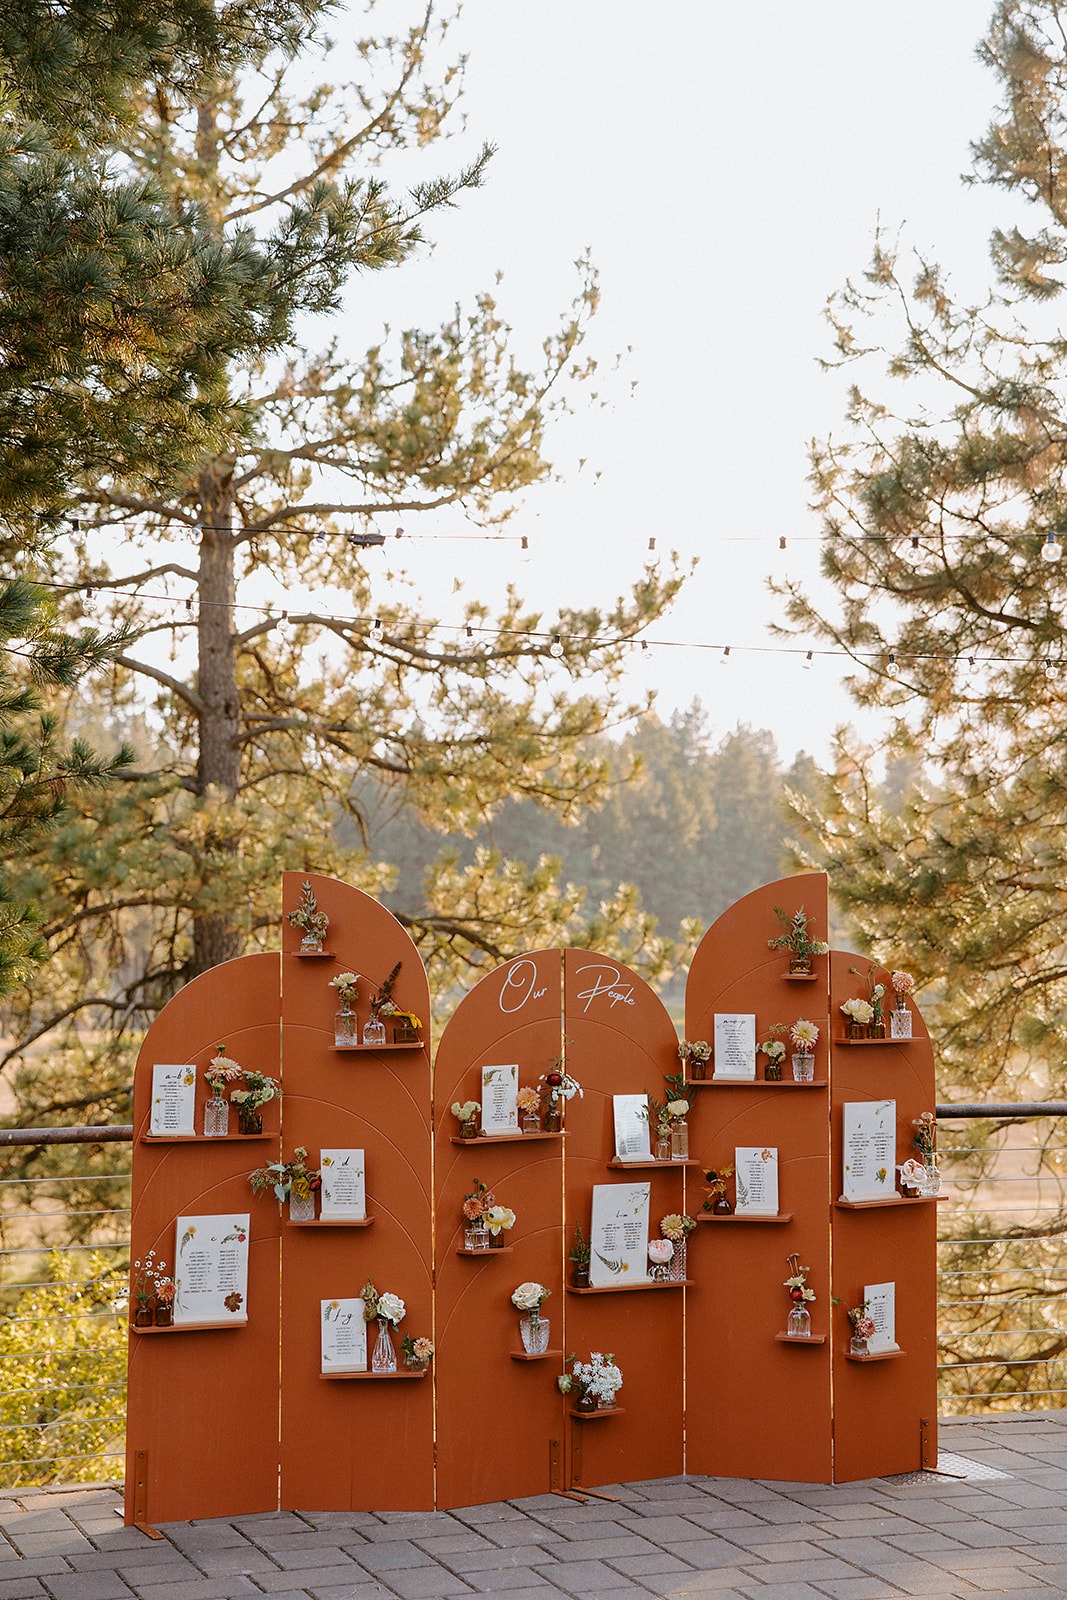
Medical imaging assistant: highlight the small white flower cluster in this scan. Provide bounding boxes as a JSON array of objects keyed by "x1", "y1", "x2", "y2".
[{"x1": 571, "y1": 1352, "x2": 623, "y2": 1405}]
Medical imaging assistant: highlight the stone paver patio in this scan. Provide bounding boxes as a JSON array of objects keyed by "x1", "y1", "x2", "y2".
[{"x1": 2, "y1": 1416, "x2": 1067, "y2": 1600}]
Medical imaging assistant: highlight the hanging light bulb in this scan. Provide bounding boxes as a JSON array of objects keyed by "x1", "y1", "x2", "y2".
[
  {"x1": 887, "y1": 651, "x2": 899, "y2": 677},
  {"x1": 1045, "y1": 657, "x2": 1057, "y2": 677},
  {"x1": 549, "y1": 634, "x2": 565, "y2": 658},
  {"x1": 648, "y1": 536, "x2": 656, "y2": 552},
  {"x1": 520, "y1": 535, "x2": 531, "y2": 562},
  {"x1": 779, "y1": 536, "x2": 787, "y2": 551},
  {"x1": 276, "y1": 611, "x2": 290, "y2": 634},
  {"x1": 1042, "y1": 532, "x2": 1063, "y2": 563},
  {"x1": 803, "y1": 651, "x2": 813, "y2": 670},
  {"x1": 313, "y1": 529, "x2": 326, "y2": 547},
  {"x1": 721, "y1": 646, "x2": 731, "y2": 664},
  {"x1": 371, "y1": 617, "x2": 383, "y2": 636},
  {"x1": 395, "y1": 526, "x2": 405, "y2": 539}
]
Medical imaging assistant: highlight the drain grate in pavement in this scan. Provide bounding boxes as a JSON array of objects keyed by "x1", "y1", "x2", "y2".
[{"x1": 882, "y1": 1450, "x2": 1012, "y2": 1486}]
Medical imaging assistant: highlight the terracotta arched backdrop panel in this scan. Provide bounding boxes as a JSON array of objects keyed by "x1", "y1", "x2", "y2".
[
  {"x1": 562, "y1": 949, "x2": 685, "y2": 1489},
  {"x1": 434, "y1": 950, "x2": 565, "y2": 1508},
  {"x1": 684, "y1": 874, "x2": 835, "y2": 1483},
  {"x1": 125, "y1": 953, "x2": 282, "y2": 1525},
  {"x1": 829, "y1": 950, "x2": 938, "y2": 1482},
  {"x1": 277, "y1": 872, "x2": 434, "y2": 1511}
]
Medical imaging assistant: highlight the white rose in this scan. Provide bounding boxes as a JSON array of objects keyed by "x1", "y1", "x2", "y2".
[
  {"x1": 377, "y1": 1292, "x2": 405, "y2": 1325},
  {"x1": 511, "y1": 1281, "x2": 547, "y2": 1312}
]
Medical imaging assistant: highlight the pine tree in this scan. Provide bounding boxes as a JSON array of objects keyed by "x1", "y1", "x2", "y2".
[
  {"x1": 0, "y1": 0, "x2": 331, "y2": 995},
  {"x1": 779, "y1": 0, "x2": 1067, "y2": 1100},
  {"x1": 7, "y1": 4, "x2": 685, "y2": 1123}
]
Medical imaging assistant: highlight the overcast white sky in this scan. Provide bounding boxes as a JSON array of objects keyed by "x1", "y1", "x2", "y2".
[{"x1": 322, "y1": 1, "x2": 1006, "y2": 764}]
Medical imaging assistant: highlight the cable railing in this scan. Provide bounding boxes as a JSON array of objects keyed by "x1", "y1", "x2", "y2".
[{"x1": 0, "y1": 1106, "x2": 1064, "y2": 1485}]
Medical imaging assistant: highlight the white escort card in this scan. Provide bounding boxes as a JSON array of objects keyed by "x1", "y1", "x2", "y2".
[
  {"x1": 863, "y1": 1281, "x2": 898, "y2": 1352},
  {"x1": 149, "y1": 1064, "x2": 197, "y2": 1137},
  {"x1": 321, "y1": 1297, "x2": 368, "y2": 1372},
  {"x1": 480, "y1": 1063, "x2": 519, "y2": 1135},
  {"x1": 613, "y1": 1094, "x2": 652, "y2": 1162},
  {"x1": 842, "y1": 1101, "x2": 897, "y2": 1202},
  {"x1": 713, "y1": 1014, "x2": 757, "y2": 1080},
  {"x1": 174, "y1": 1214, "x2": 250, "y2": 1324},
  {"x1": 320, "y1": 1149, "x2": 366, "y2": 1220},
  {"x1": 734, "y1": 1147, "x2": 779, "y2": 1215},
  {"x1": 589, "y1": 1182, "x2": 651, "y2": 1286}
]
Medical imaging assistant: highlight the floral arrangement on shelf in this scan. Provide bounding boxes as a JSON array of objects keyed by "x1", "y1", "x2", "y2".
[
  {"x1": 647, "y1": 1238, "x2": 674, "y2": 1279},
  {"x1": 898, "y1": 1157, "x2": 927, "y2": 1194},
  {"x1": 538, "y1": 1053, "x2": 582, "y2": 1129},
  {"x1": 516, "y1": 1085, "x2": 542, "y2": 1129},
  {"x1": 843, "y1": 1299, "x2": 876, "y2": 1353},
  {"x1": 569, "y1": 1221, "x2": 591, "y2": 1285},
  {"x1": 702, "y1": 1164, "x2": 735, "y2": 1214},
  {"x1": 368, "y1": 960, "x2": 402, "y2": 1025},
  {"x1": 511, "y1": 1281, "x2": 551, "y2": 1323},
  {"x1": 660, "y1": 1213, "x2": 696, "y2": 1242},
  {"x1": 230, "y1": 1069, "x2": 280, "y2": 1134},
  {"x1": 360, "y1": 1280, "x2": 405, "y2": 1327},
  {"x1": 677, "y1": 1039, "x2": 712, "y2": 1080},
  {"x1": 248, "y1": 1146, "x2": 321, "y2": 1205},
  {"x1": 840, "y1": 996, "x2": 874, "y2": 1036},
  {"x1": 784, "y1": 1252, "x2": 815, "y2": 1336},
  {"x1": 204, "y1": 1045, "x2": 243, "y2": 1098},
  {"x1": 757, "y1": 1023, "x2": 787, "y2": 1080},
  {"x1": 131, "y1": 1249, "x2": 175, "y2": 1325},
  {"x1": 913, "y1": 1111, "x2": 937, "y2": 1162},
  {"x1": 329, "y1": 971, "x2": 359, "y2": 1008},
  {"x1": 400, "y1": 1334, "x2": 434, "y2": 1370},
  {"x1": 485, "y1": 1204, "x2": 516, "y2": 1241},
  {"x1": 767, "y1": 905, "x2": 829, "y2": 971},
  {"x1": 644, "y1": 1095, "x2": 672, "y2": 1147},
  {"x1": 558, "y1": 1351, "x2": 624, "y2": 1410},
  {"x1": 851, "y1": 964, "x2": 887, "y2": 1034},
  {"x1": 451, "y1": 1100, "x2": 481, "y2": 1137},
  {"x1": 288, "y1": 880, "x2": 329, "y2": 949},
  {"x1": 891, "y1": 970, "x2": 914, "y2": 1007}
]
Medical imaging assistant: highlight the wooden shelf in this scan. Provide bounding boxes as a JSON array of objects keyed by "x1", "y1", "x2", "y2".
[
  {"x1": 456, "y1": 1245, "x2": 514, "y2": 1256},
  {"x1": 291, "y1": 950, "x2": 333, "y2": 959},
  {"x1": 774, "y1": 1332, "x2": 827, "y2": 1345},
  {"x1": 782, "y1": 972, "x2": 819, "y2": 981},
  {"x1": 567, "y1": 1405, "x2": 624, "y2": 1420},
  {"x1": 131, "y1": 1320, "x2": 246, "y2": 1334},
  {"x1": 835, "y1": 1195, "x2": 940, "y2": 1209},
  {"x1": 510, "y1": 1349, "x2": 562, "y2": 1362},
  {"x1": 141, "y1": 1133, "x2": 272, "y2": 1144},
  {"x1": 696, "y1": 1212, "x2": 793, "y2": 1224},
  {"x1": 320, "y1": 1367, "x2": 428, "y2": 1381},
  {"x1": 606, "y1": 1158, "x2": 700, "y2": 1169},
  {"x1": 450, "y1": 1132, "x2": 563, "y2": 1146},
  {"x1": 687, "y1": 1078, "x2": 826, "y2": 1090},
  {"x1": 288, "y1": 1216, "x2": 373, "y2": 1227},
  {"x1": 567, "y1": 1279, "x2": 689, "y2": 1294},
  {"x1": 331, "y1": 1042, "x2": 425, "y2": 1052},
  {"x1": 845, "y1": 1348, "x2": 905, "y2": 1363}
]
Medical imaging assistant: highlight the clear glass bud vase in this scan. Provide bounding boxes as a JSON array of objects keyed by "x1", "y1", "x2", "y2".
[
  {"x1": 787, "y1": 1305, "x2": 812, "y2": 1338},
  {"x1": 372, "y1": 1320, "x2": 397, "y2": 1373},
  {"x1": 668, "y1": 1238, "x2": 687, "y2": 1281},
  {"x1": 362, "y1": 1017, "x2": 387, "y2": 1046},
  {"x1": 890, "y1": 1005, "x2": 912, "y2": 1038},
  {"x1": 334, "y1": 1007, "x2": 358, "y2": 1046},
  {"x1": 670, "y1": 1121, "x2": 689, "y2": 1160},
  {"x1": 519, "y1": 1314, "x2": 550, "y2": 1355},
  {"x1": 204, "y1": 1093, "x2": 229, "y2": 1137},
  {"x1": 289, "y1": 1191, "x2": 316, "y2": 1222}
]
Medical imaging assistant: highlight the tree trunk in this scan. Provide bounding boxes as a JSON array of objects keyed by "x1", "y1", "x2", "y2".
[{"x1": 192, "y1": 456, "x2": 243, "y2": 974}]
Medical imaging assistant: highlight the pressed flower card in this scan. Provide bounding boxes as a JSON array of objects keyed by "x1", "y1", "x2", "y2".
[
  {"x1": 613, "y1": 1094, "x2": 652, "y2": 1161},
  {"x1": 149, "y1": 1064, "x2": 197, "y2": 1136},
  {"x1": 321, "y1": 1297, "x2": 368, "y2": 1372},
  {"x1": 842, "y1": 1102, "x2": 897, "y2": 1202},
  {"x1": 480, "y1": 1063, "x2": 519, "y2": 1135},
  {"x1": 734, "y1": 1147, "x2": 779, "y2": 1215},
  {"x1": 173, "y1": 1213, "x2": 250, "y2": 1324},
  {"x1": 863, "y1": 1281, "x2": 898, "y2": 1352},
  {"x1": 589, "y1": 1181, "x2": 651, "y2": 1287},
  {"x1": 320, "y1": 1150, "x2": 366, "y2": 1219},
  {"x1": 713, "y1": 1014, "x2": 756, "y2": 1080}
]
